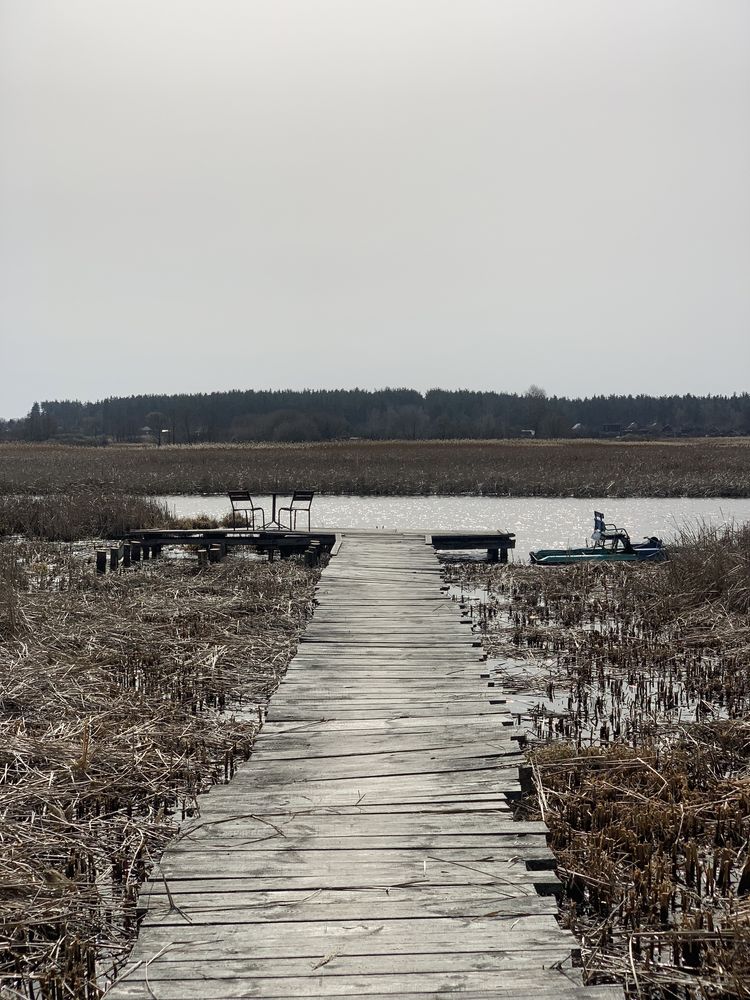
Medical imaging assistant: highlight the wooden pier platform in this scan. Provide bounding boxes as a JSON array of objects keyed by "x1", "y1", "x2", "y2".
[
  {"x1": 109, "y1": 532, "x2": 620, "y2": 1000},
  {"x1": 121, "y1": 527, "x2": 514, "y2": 563}
]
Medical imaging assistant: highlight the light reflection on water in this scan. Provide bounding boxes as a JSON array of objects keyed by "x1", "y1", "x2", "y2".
[{"x1": 161, "y1": 494, "x2": 750, "y2": 559}]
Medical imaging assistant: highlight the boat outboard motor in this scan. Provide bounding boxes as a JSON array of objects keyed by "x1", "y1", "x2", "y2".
[{"x1": 633, "y1": 536, "x2": 663, "y2": 550}]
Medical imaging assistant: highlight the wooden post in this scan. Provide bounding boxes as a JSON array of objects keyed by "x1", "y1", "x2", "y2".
[
  {"x1": 109, "y1": 547, "x2": 119, "y2": 572},
  {"x1": 197, "y1": 548, "x2": 209, "y2": 569},
  {"x1": 131, "y1": 541, "x2": 142, "y2": 562},
  {"x1": 96, "y1": 550, "x2": 107, "y2": 574},
  {"x1": 500, "y1": 546, "x2": 508, "y2": 564},
  {"x1": 122, "y1": 543, "x2": 131, "y2": 568},
  {"x1": 142, "y1": 544, "x2": 151, "y2": 560},
  {"x1": 152, "y1": 543, "x2": 162, "y2": 558},
  {"x1": 487, "y1": 548, "x2": 499, "y2": 563},
  {"x1": 208, "y1": 545, "x2": 222, "y2": 563}
]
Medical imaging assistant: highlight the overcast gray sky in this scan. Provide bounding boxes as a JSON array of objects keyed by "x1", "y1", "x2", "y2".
[{"x1": 1, "y1": 0, "x2": 748, "y2": 418}]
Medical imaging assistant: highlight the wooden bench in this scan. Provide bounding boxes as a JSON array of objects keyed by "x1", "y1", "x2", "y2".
[{"x1": 428, "y1": 531, "x2": 516, "y2": 563}]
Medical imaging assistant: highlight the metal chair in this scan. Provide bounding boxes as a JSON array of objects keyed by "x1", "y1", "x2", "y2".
[
  {"x1": 228, "y1": 491, "x2": 265, "y2": 530},
  {"x1": 592, "y1": 511, "x2": 631, "y2": 551},
  {"x1": 277, "y1": 490, "x2": 314, "y2": 532}
]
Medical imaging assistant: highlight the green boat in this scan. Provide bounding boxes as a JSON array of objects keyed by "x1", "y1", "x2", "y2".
[{"x1": 530, "y1": 511, "x2": 667, "y2": 566}]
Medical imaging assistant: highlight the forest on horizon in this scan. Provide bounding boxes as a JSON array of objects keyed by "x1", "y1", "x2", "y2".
[{"x1": 4, "y1": 387, "x2": 750, "y2": 443}]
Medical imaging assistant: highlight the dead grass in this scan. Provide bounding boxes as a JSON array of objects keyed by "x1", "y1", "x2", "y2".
[
  {"x1": 0, "y1": 491, "x2": 174, "y2": 541},
  {"x1": 446, "y1": 523, "x2": 750, "y2": 998},
  {"x1": 0, "y1": 541, "x2": 319, "y2": 997},
  {"x1": 1, "y1": 438, "x2": 749, "y2": 497},
  {"x1": 532, "y1": 733, "x2": 750, "y2": 998}
]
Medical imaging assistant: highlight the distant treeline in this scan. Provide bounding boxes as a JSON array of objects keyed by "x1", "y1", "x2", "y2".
[{"x1": 3, "y1": 388, "x2": 750, "y2": 443}]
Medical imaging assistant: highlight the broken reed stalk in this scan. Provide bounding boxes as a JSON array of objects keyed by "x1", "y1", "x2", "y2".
[{"x1": 0, "y1": 541, "x2": 320, "y2": 998}]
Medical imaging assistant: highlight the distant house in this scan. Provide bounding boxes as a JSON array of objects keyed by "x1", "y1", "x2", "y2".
[
  {"x1": 625, "y1": 422, "x2": 639, "y2": 433},
  {"x1": 138, "y1": 425, "x2": 157, "y2": 444},
  {"x1": 520, "y1": 428, "x2": 536, "y2": 438},
  {"x1": 571, "y1": 422, "x2": 587, "y2": 435}
]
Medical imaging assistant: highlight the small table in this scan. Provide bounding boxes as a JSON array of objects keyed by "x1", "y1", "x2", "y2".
[{"x1": 263, "y1": 492, "x2": 288, "y2": 530}]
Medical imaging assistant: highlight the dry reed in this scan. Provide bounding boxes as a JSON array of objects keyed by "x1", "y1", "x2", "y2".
[
  {"x1": 1, "y1": 439, "x2": 749, "y2": 497},
  {"x1": 0, "y1": 492, "x2": 173, "y2": 542},
  {"x1": 445, "y1": 522, "x2": 750, "y2": 998},
  {"x1": 0, "y1": 541, "x2": 319, "y2": 998}
]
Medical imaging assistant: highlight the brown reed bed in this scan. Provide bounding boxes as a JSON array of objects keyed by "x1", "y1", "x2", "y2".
[
  {"x1": 445, "y1": 523, "x2": 750, "y2": 998},
  {"x1": 0, "y1": 491, "x2": 174, "y2": 542},
  {"x1": 0, "y1": 539, "x2": 319, "y2": 998},
  {"x1": 530, "y1": 731, "x2": 750, "y2": 999},
  {"x1": 1, "y1": 438, "x2": 749, "y2": 497}
]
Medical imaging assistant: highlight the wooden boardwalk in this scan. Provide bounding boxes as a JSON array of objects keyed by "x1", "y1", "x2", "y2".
[{"x1": 109, "y1": 533, "x2": 621, "y2": 1000}]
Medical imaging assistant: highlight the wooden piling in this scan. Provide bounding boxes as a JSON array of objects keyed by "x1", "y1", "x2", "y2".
[
  {"x1": 95, "y1": 550, "x2": 107, "y2": 574},
  {"x1": 122, "y1": 543, "x2": 131, "y2": 568},
  {"x1": 131, "y1": 541, "x2": 142, "y2": 562},
  {"x1": 304, "y1": 540, "x2": 321, "y2": 568}
]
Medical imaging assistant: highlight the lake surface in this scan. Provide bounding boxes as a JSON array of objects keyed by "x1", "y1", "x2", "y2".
[{"x1": 161, "y1": 495, "x2": 750, "y2": 559}]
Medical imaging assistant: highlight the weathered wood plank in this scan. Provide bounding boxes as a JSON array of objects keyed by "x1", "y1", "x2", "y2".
[
  {"x1": 108, "y1": 969, "x2": 596, "y2": 999},
  {"x1": 176, "y1": 812, "x2": 534, "y2": 841},
  {"x1": 136, "y1": 885, "x2": 561, "y2": 927},
  {"x1": 125, "y1": 917, "x2": 571, "y2": 955}
]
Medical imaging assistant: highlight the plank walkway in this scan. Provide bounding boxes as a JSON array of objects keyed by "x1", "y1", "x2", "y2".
[{"x1": 109, "y1": 533, "x2": 622, "y2": 1000}]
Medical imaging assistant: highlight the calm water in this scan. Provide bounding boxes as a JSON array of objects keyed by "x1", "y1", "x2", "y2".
[{"x1": 161, "y1": 495, "x2": 750, "y2": 559}]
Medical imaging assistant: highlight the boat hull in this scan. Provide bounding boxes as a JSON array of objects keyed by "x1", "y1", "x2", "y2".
[{"x1": 530, "y1": 546, "x2": 667, "y2": 566}]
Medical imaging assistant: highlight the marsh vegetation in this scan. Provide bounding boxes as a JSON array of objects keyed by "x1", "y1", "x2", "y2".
[
  {"x1": 3, "y1": 471, "x2": 749, "y2": 998},
  {"x1": 1, "y1": 438, "x2": 749, "y2": 498},
  {"x1": 446, "y1": 524, "x2": 750, "y2": 997},
  {"x1": 0, "y1": 516, "x2": 319, "y2": 997}
]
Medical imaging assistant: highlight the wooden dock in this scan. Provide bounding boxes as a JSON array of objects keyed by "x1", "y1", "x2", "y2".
[
  {"x1": 119, "y1": 527, "x2": 514, "y2": 564},
  {"x1": 109, "y1": 532, "x2": 620, "y2": 1000}
]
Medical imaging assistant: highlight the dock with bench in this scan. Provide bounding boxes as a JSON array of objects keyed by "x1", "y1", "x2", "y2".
[{"x1": 108, "y1": 530, "x2": 618, "y2": 1000}]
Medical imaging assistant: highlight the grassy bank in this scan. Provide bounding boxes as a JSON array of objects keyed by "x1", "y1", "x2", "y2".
[
  {"x1": 1, "y1": 438, "x2": 749, "y2": 497},
  {"x1": 446, "y1": 524, "x2": 750, "y2": 997},
  {"x1": 0, "y1": 533, "x2": 319, "y2": 997}
]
